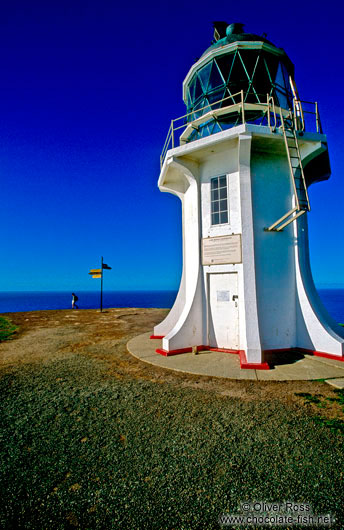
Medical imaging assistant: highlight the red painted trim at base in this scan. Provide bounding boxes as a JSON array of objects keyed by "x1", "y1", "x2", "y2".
[
  {"x1": 313, "y1": 351, "x2": 344, "y2": 361},
  {"x1": 239, "y1": 350, "x2": 270, "y2": 370},
  {"x1": 150, "y1": 335, "x2": 165, "y2": 340},
  {"x1": 207, "y1": 347, "x2": 240, "y2": 354},
  {"x1": 156, "y1": 347, "x2": 190, "y2": 357},
  {"x1": 155, "y1": 345, "x2": 242, "y2": 357},
  {"x1": 264, "y1": 347, "x2": 344, "y2": 363},
  {"x1": 155, "y1": 345, "x2": 344, "y2": 368},
  {"x1": 155, "y1": 345, "x2": 270, "y2": 369},
  {"x1": 297, "y1": 348, "x2": 344, "y2": 362}
]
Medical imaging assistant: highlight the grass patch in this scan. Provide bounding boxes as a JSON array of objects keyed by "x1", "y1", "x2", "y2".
[
  {"x1": 0, "y1": 317, "x2": 17, "y2": 342},
  {"x1": 295, "y1": 392, "x2": 322, "y2": 404},
  {"x1": 1, "y1": 358, "x2": 344, "y2": 529},
  {"x1": 296, "y1": 390, "x2": 344, "y2": 433},
  {"x1": 313, "y1": 416, "x2": 344, "y2": 434},
  {"x1": 326, "y1": 390, "x2": 344, "y2": 406}
]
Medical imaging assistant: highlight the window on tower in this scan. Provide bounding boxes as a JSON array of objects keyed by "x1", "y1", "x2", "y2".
[{"x1": 211, "y1": 175, "x2": 228, "y2": 225}]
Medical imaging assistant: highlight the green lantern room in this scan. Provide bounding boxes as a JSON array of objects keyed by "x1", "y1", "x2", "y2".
[{"x1": 183, "y1": 22, "x2": 295, "y2": 141}]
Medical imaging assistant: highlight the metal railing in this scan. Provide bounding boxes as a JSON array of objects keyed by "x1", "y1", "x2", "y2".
[{"x1": 160, "y1": 92, "x2": 322, "y2": 168}]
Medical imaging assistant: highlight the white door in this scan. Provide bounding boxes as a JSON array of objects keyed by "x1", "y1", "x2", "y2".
[{"x1": 208, "y1": 272, "x2": 239, "y2": 349}]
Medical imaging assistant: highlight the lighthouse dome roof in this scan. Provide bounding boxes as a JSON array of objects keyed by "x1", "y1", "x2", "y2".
[{"x1": 202, "y1": 22, "x2": 280, "y2": 57}]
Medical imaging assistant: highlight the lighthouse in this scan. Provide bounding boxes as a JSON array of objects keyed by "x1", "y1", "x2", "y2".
[{"x1": 152, "y1": 22, "x2": 344, "y2": 368}]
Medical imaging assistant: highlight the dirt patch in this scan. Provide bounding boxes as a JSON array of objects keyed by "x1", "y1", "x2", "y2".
[
  {"x1": 1, "y1": 308, "x2": 344, "y2": 529},
  {"x1": 1, "y1": 307, "x2": 343, "y2": 420}
]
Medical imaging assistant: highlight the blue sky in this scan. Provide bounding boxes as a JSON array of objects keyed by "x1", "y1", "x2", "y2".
[{"x1": 1, "y1": 0, "x2": 343, "y2": 291}]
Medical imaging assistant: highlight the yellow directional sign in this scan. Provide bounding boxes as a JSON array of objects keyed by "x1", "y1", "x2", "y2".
[{"x1": 88, "y1": 257, "x2": 112, "y2": 312}]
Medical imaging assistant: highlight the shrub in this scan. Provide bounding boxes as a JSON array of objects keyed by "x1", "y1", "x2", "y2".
[{"x1": 0, "y1": 316, "x2": 17, "y2": 342}]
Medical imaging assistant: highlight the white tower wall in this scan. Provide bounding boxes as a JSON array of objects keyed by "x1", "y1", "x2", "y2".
[{"x1": 153, "y1": 124, "x2": 344, "y2": 367}]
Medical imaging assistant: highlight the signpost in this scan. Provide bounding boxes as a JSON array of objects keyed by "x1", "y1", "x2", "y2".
[{"x1": 88, "y1": 256, "x2": 112, "y2": 312}]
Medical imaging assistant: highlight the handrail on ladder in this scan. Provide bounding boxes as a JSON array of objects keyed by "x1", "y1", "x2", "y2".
[{"x1": 265, "y1": 101, "x2": 311, "y2": 232}]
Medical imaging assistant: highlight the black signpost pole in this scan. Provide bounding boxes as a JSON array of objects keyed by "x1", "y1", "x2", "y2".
[
  {"x1": 89, "y1": 257, "x2": 110, "y2": 312},
  {"x1": 100, "y1": 256, "x2": 103, "y2": 313}
]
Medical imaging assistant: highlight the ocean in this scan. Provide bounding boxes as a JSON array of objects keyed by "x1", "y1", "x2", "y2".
[
  {"x1": 0, "y1": 291, "x2": 178, "y2": 314},
  {"x1": 0, "y1": 289, "x2": 344, "y2": 324}
]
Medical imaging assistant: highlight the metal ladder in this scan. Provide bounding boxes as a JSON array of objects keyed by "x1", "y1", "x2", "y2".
[{"x1": 265, "y1": 111, "x2": 310, "y2": 232}]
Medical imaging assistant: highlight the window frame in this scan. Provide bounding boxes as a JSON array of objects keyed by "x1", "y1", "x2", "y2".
[{"x1": 210, "y1": 174, "x2": 229, "y2": 226}]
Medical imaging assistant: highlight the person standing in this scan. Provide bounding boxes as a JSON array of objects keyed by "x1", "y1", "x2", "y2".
[{"x1": 72, "y1": 293, "x2": 79, "y2": 309}]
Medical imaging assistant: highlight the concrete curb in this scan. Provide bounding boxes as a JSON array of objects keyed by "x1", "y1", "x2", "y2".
[{"x1": 127, "y1": 332, "x2": 344, "y2": 382}]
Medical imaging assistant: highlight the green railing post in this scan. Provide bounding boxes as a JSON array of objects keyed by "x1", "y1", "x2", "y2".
[
  {"x1": 315, "y1": 102, "x2": 319, "y2": 133},
  {"x1": 241, "y1": 90, "x2": 245, "y2": 124}
]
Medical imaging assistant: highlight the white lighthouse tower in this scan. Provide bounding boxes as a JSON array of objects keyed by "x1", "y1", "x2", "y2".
[{"x1": 152, "y1": 22, "x2": 344, "y2": 369}]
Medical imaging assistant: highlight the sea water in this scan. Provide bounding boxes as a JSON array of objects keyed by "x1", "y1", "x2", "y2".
[
  {"x1": 0, "y1": 291, "x2": 178, "y2": 313},
  {"x1": 0, "y1": 289, "x2": 344, "y2": 324}
]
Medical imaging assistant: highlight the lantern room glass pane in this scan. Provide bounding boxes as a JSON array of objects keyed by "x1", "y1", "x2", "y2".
[
  {"x1": 213, "y1": 122, "x2": 222, "y2": 134},
  {"x1": 198, "y1": 62, "x2": 212, "y2": 92},
  {"x1": 228, "y1": 53, "x2": 249, "y2": 96},
  {"x1": 215, "y1": 53, "x2": 235, "y2": 84},
  {"x1": 207, "y1": 61, "x2": 225, "y2": 92},
  {"x1": 281, "y1": 63, "x2": 291, "y2": 90},
  {"x1": 194, "y1": 76, "x2": 203, "y2": 101},
  {"x1": 203, "y1": 98, "x2": 211, "y2": 114},
  {"x1": 237, "y1": 50, "x2": 260, "y2": 79},
  {"x1": 275, "y1": 63, "x2": 285, "y2": 90},
  {"x1": 274, "y1": 89, "x2": 289, "y2": 109},
  {"x1": 250, "y1": 56, "x2": 273, "y2": 100},
  {"x1": 264, "y1": 53, "x2": 279, "y2": 84},
  {"x1": 207, "y1": 88, "x2": 226, "y2": 108}
]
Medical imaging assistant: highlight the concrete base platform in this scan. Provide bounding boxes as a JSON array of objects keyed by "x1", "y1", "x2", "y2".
[
  {"x1": 127, "y1": 332, "x2": 344, "y2": 382},
  {"x1": 325, "y1": 378, "x2": 344, "y2": 389}
]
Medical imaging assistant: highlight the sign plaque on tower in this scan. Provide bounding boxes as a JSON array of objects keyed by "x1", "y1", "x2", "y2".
[{"x1": 202, "y1": 235, "x2": 242, "y2": 265}]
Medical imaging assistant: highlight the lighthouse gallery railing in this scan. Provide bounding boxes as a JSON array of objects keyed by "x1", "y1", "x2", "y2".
[{"x1": 160, "y1": 91, "x2": 322, "y2": 169}]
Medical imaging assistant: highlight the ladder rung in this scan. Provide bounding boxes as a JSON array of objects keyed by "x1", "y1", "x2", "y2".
[
  {"x1": 275, "y1": 210, "x2": 307, "y2": 231},
  {"x1": 265, "y1": 206, "x2": 298, "y2": 231},
  {"x1": 281, "y1": 118, "x2": 310, "y2": 216}
]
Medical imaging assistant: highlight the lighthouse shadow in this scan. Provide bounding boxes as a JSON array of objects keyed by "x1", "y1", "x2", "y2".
[{"x1": 264, "y1": 349, "x2": 305, "y2": 368}]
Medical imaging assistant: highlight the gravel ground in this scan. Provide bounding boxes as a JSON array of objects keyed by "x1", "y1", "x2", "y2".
[{"x1": 0, "y1": 309, "x2": 343, "y2": 530}]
